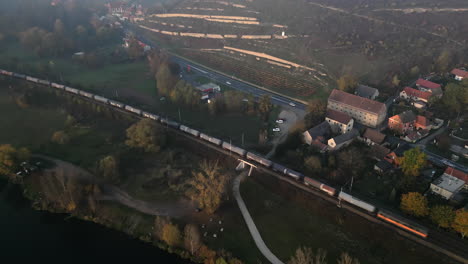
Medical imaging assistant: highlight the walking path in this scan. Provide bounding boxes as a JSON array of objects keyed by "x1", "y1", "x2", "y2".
[{"x1": 232, "y1": 172, "x2": 284, "y2": 264}]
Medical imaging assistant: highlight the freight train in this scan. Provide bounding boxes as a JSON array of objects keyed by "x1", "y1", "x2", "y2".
[{"x1": 0, "y1": 69, "x2": 430, "y2": 239}]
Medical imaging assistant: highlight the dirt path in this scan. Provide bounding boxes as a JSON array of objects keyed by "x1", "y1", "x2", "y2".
[
  {"x1": 266, "y1": 109, "x2": 299, "y2": 158},
  {"x1": 37, "y1": 155, "x2": 195, "y2": 218}
]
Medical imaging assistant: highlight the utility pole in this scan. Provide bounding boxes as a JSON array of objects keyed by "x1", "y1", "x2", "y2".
[
  {"x1": 241, "y1": 133, "x2": 244, "y2": 147},
  {"x1": 350, "y1": 176, "x2": 354, "y2": 192},
  {"x1": 178, "y1": 108, "x2": 181, "y2": 122}
]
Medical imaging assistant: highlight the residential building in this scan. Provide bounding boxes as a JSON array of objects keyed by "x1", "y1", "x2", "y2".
[
  {"x1": 327, "y1": 129, "x2": 359, "y2": 150},
  {"x1": 400, "y1": 87, "x2": 432, "y2": 103},
  {"x1": 369, "y1": 144, "x2": 391, "y2": 161},
  {"x1": 388, "y1": 110, "x2": 416, "y2": 134},
  {"x1": 362, "y1": 128, "x2": 386, "y2": 145},
  {"x1": 327, "y1": 89, "x2": 387, "y2": 128},
  {"x1": 374, "y1": 160, "x2": 393, "y2": 174},
  {"x1": 444, "y1": 167, "x2": 468, "y2": 189},
  {"x1": 403, "y1": 130, "x2": 429, "y2": 143},
  {"x1": 355, "y1": 85, "x2": 379, "y2": 100},
  {"x1": 107, "y1": 2, "x2": 125, "y2": 14},
  {"x1": 415, "y1": 115, "x2": 431, "y2": 130},
  {"x1": 416, "y1": 78, "x2": 443, "y2": 97},
  {"x1": 303, "y1": 121, "x2": 330, "y2": 145},
  {"x1": 451, "y1": 68, "x2": 468, "y2": 81},
  {"x1": 385, "y1": 143, "x2": 411, "y2": 166},
  {"x1": 430, "y1": 174, "x2": 465, "y2": 200},
  {"x1": 325, "y1": 109, "x2": 353, "y2": 134}
]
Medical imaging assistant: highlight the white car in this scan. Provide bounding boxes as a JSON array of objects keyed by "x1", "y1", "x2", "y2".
[
  {"x1": 289, "y1": 102, "x2": 296, "y2": 107},
  {"x1": 276, "y1": 119, "x2": 284, "y2": 124},
  {"x1": 226, "y1": 81, "x2": 231, "y2": 85},
  {"x1": 272, "y1": 128, "x2": 280, "y2": 132}
]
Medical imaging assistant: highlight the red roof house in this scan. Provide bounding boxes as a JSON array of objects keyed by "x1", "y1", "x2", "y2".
[
  {"x1": 416, "y1": 79, "x2": 443, "y2": 96},
  {"x1": 400, "y1": 87, "x2": 432, "y2": 103},
  {"x1": 415, "y1": 115, "x2": 431, "y2": 130},
  {"x1": 451, "y1": 68, "x2": 468, "y2": 81},
  {"x1": 444, "y1": 167, "x2": 468, "y2": 183}
]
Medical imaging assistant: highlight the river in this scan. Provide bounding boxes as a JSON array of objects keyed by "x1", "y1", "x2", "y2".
[{"x1": 0, "y1": 179, "x2": 191, "y2": 263}]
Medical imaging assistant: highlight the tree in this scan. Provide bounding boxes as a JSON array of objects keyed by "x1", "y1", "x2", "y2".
[
  {"x1": 156, "y1": 63, "x2": 175, "y2": 96},
  {"x1": 392, "y1": 75, "x2": 401, "y2": 87},
  {"x1": 127, "y1": 37, "x2": 144, "y2": 59},
  {"x1": 337, "y1": 147, "x2": 366, "y2": 179},
  {"x1": 216, "y1": 258, "x2": 228, "y2": 264},
  {"x1": 51, "y1": 130, "x2": 70, "y2": 144},
  {"x1": 187, "y1": 160, "x2": 229, "y2": 214},
  {"x1": 162, "y1": 223, "x2": 181, "y2": 247},
  {"x1": 258, "y1": 94, "x2": 273, "y2": 120},
  {"x1": 430, "y1": 205, "x2": 455, "y2": 228},
  {"x1": 288, "y1": 247, "x2": 327, "y2": 264},
  {"x1": 452, "y1": 209, "x2": 468, "y2": 238},
  {"x1": 0, "y1": 144, "x2": 30, "y2": 177},
  {"x1": 305, "y1": 156, "x2": 322, "y2": 173},
  {"x1": 97, "y1": 155, "x2": 119, "y2": 182},
  {"x1": 410, "y1": 66, "x2": 420, "y2": 77},
  {"x1": 184, "y1": 224, "x2": 201, "y2": 255},
  {"x1": 435, "y1": 50, "x2": 452, "y2": 73},
  {"x1": 442, "y1": 83, "x2": 468, "y2": 115},
  {"x1": 398, "y1": 148, "x2": 426, "y2": 177},
  {"x1": 337, "y1": 75, "x2": 357, "y2": 93},
  {"x1": 125, "y1": 119, "x2": 166, "y2": 152},
  {"x1": 154, "y1": 216, "x2": 170, "y2": 240},
  {"x1": 304, "y1": 99, "x2": 327, "y2": 128},
  {"x1": 337, "y1": 252, "x2": 360, "y2": 264},
  {"x1": 400, "y1": 192, "x2": 429, "y2": 217}
]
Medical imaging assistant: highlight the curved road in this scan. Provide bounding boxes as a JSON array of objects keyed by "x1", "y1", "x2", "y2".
[{"x1": 232, "y1": 172, "x2": 285, "y2": 264}]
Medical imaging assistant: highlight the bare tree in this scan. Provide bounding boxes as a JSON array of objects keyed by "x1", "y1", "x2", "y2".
[
  {"x1": 184, "y1": 224, "x2": 201, "y2": 255},
  {"x1": 337, "y1": 252, "x2": 360, "y2": 264},
  {"x1": 288, "y1": 247, "x2": 327, "y2": 264}
]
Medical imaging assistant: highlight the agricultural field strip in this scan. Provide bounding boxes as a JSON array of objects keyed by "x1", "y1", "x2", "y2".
[
  {"x1": 308, "y1": 1, "x2": 463, "y2": 46},
  {"x1": 372, "y1": 8, "x2": 468, "y2": 13}
]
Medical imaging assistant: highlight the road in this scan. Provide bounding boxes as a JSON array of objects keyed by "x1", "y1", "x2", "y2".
[
  {"x1": 126, "y1": 25, "x2": 307, "y2": 112},
  {"x1": 232, "y1": 172, "x2": 285, "y2": 264}
]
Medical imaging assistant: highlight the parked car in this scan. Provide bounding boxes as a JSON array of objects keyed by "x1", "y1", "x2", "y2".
[
  {"x1": 272, "y1": 128, "x2": 280, "y2": 132},
  {"x1": 226, "y1": 81, "x2": 231, "y2": 85},
  {"x1": 289, "y1": 102, "x2": 296, "y2": 107},
  {"x1": 276, "y1": 119, "x2": 284, "y2": 124}
]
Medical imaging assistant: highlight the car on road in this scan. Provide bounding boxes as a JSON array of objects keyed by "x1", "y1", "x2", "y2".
[
  {"x1": 226, "y1": 81, "x2": 231, "y2": 85},
  {"x1": 272, "y1": 128, "x2": 280, "y2": 132},
  {"x1": 276, "y1": 119, "x2": 284, "y2": 124},
  {"x1": 289, "y1": 102, "x2": 296, "y2": 107}
]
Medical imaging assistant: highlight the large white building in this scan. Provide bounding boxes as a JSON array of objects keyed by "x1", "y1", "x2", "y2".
[{"x1": 325, "y1": 109, "x2": 353, "y2": 134}]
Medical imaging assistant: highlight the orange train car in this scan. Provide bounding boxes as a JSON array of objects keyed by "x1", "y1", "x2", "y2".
[{"x1": 377, "y1": 209, "x2": 429, "y2": 238}]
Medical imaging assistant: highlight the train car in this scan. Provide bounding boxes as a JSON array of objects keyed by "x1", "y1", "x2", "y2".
[
  {"x1": 222, "y1": 142, "x2": 247, "y2": 157},
  {"x1": 0, "y1": 69, "x2": 13, "y2": 76},
  {"x1": 79, "y1": 90, "x2": 94, "y2": 98},
  {"x1": 142, "y1": 111, "x2": 159, "y2": 121},
  {"x1": 377, "y1": 209, "x2": 429, "y2": 238},
  {"x1": 38, "y1": 79, "x2": 50, "y2": 86},
  {"x1": 160, "y1": 118, "x2": 180, "y2": 129},
  {"x1": 246, "y1": 152, "x2": 272, "y2": 168},
  {"x1": 64, "y1": 86, "x2": 79, "y2": 94},
  {"x1": 51, "y1": 82, "x2": 65, "y2": 89},
  {"x1": 271, "y1": 163, "x2": 288, "y2": 174},
  {"x1": 94, "y1": 95, "x2": 109, "y2": 104},
  {"x1": 304, "y1": 177, "x2": 323, "y2": 189},
  {"x1": 179, "y1": 125, "x2": 200, "y2": 137},
  {"x1": 124, "y1": 105, "x2": 142, "y2": 115},
  {"x1": 320, "y1": 184, "x2": 336, "y2": 196},
  {"x1": 13, "y1": 73, "x2": 26, "y2": 79},
  {"x1": 285, "y1": 168, "x2": 303, "y2": 180},
  {"x1": 109, "y1": 100, "x2": 125, "y2": 108},
  {"x1": 26, "y1": 76, "x2": 39, "y2": 83},
  {"x1": 199, "y1": 133, "x2": 222, "y2": 146},
  {"x1": 338, "y1": 191, "x2": 376, "y2": 213}
]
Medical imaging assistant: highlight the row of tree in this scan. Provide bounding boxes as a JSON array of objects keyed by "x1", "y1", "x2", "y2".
[
  {"x1": 0, "y1": 144, "x2": 31, "y2": 181},
  {"x1": 289, "y1": 247, "x2": 360, "y2": 264}
]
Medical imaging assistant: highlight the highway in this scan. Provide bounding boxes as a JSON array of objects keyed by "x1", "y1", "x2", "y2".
[{"x1": 126, "y1": 25, "x2": 308, "y2": 111}]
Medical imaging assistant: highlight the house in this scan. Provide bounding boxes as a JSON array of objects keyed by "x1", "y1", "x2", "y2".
[
  {"x1": 430, "y1": 174, "x2": 465, "y2": 200},
  {"x1": 416, "y1": 79, "x2": 443, "y2": 97},
  {"x1": 355, "y1": 85, "x2": 379, "y2": 100},
  {"x1": 403, "y1": 130, "x2": 429, "y2": 143},
  {"x1": 400, "y1": 87, "x2": 432, "y2": 103},
  {"x1": 362, "y1": 128, "x2": 386, "y2": 145},
  {"x1": 444, "y1": 167, "x2": 468, "y2": 189},
  {"x1": 327, "y1": 129, "x2": 359, "y2": 150},
  {"x1": 303, "y1": 121, "x2": 330, "y2": 145},
  {"x1": 413, "y1": 101, "x2": 427, "y2": 109},
  {"x1": 107, "y1": 2, "x2": 126, "y2": 14},
  {"x1": 196, "y1": 83, "x2": 221, "y2": 93},
  {"x1": 369, "y1": 144, "x2": 391, "y2": 161},
  {"x1": 374, "y1": 160, "x2": 393, "y2": 174},
  {"x1": 388, "y1": 111, "x2": 416, "y2": 134},
  {"x1": 385, "y1": 143, "x2": 411, "y2": 166},
  {"x1": 327, "y1": 89, "x2": 387, "y2": 128},
  {"x1": 325, "y1": 109, "x2": 353, "y2": 134},
  {"x1": 415, "y1": 115, "x2": 431, "y2": 130},
  {"x1": 451, "y1": 68, "x2": 468, "y2": 81}
]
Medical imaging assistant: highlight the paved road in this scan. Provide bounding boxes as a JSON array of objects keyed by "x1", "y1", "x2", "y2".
[
  {"x1": 126, "y1": 25, "x2": 307, "y2": 112},
  {"x1": 232, "y1": 172, "x2": 285, "y2": 264}
]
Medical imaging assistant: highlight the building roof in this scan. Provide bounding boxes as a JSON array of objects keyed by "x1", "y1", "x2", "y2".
[
  {"x1": 416, "y1": 115, "x2": 430, "y2": 127},
  {"x1": 416, "y1": 78, "x2": 441, "y2": 90},
  {"x1": 370, "y1": 144, "x2": 391, "y2": 160},
  {"x1": 375, "y1": 160, "x2": 393, "y2": 172},
  {"x1": 363, "y1": 128, "x2": 386, "y2": 144},
  {"x1": 390, "y1": 110, "x2": 416, "y2": 124},
  {"x1": 328, "y1": 89, "x2": 386, "y2": 115},
  {"x1": 306, "y1": 121, "x2": 330, "y2": 140},
  {"x1": 433, "y1": 174, "x2": 465, "y2": 193},
  {"x1": 355, "y1": 85, "x2": 378, "y2": 99},
  {"x1": 444, "y1": 167, "x2": 468, "y2": 182},
  {"x1": 401, "y1": 87, "x2": 432, "y2": 101},
  {"x1": 393, "y1": 143, "x2": 411, "y2": 157},
  {"x1": 331, "y1": 129, "x2": 359, "y2": 145},
  {"x1": 451, "y1": 68, "x2": 468, "y2": 78},
  {"x1": 405, "y1": 131, "x2": 420, "y2": 141},
  {"x1": 311, "y1": 140, "x2": 328, "y2": 152},
  {"x1": 326, "y1": 109, "x2": 352, "y2": 124}
]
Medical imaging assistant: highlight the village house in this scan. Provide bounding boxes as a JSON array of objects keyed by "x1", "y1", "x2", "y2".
[
  {"x1": 388, "y1": 110, "x2": 416, "y2": 134},
  {"x1": 374, "y1": 160, "x2": 393, "y2": 174},
  {"x1": 325, "y1": 109, "x2": 353, "y2": 134},
  {"x1": 430, "y1": 167, "x2": 467, "y2": 200},
  {"x1": 361, "y1": 128, "x2": 386, "y2": 146},
  {"x1": 400, "y1": 87, "x2": 432, "y2": 103},
  {"x1": 327, "y1": 89, "x2": 387, "y2": 128},
  {"x1": 303, "y1": 121, "x2": 330, "y2": 152},
  {"x1": 451, "y1": 68, "x2": 468, "y2": 81},
  {"x1": 444, "y1": 167, "x2": 468, "y2": 190},
  {"x1": 355, "y1": 85, "x2": 379, "y2": 100},
  {"x1": 416, "y1": 78, "x2": 443, "y2": 97},
  {"x1": 384, "y1": 143, "x2": 411, "y2": 166},
  {"x1": 327, "y1": 129, "x2": 359, "y2": 151},
  {"x1": 415, "y1": 115, "x2": 431, "y2": 130},
  {"x1": 370, "y1": 144, "x2": 391, "y2": 161},
  {"x1": 107, "y1": 2, "x2": 126, "y2": 15}
]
